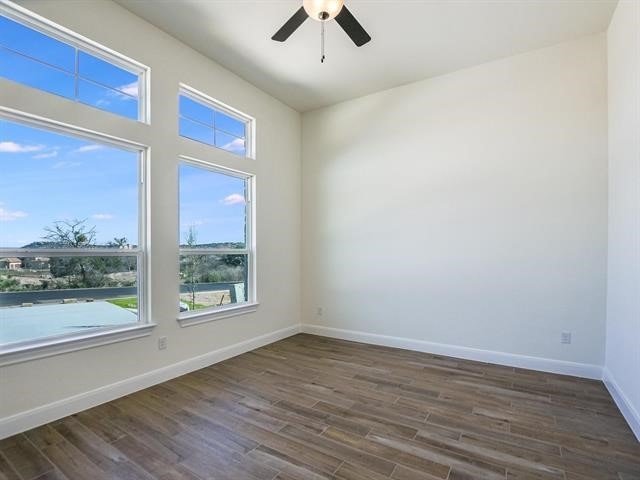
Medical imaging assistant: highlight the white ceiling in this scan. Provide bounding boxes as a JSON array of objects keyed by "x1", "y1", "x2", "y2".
[{"x1": 115, "y1": 0, "x2": 617, "y2": 112}]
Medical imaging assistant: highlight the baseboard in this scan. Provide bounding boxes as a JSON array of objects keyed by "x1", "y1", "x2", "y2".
[
  {"x1": 301, "y1": 324, "x2": 603, "y2": 380},
  {"x1": 602, "y1": 367, "x2": 640, "y2": 441},
  {"x1": 0, "y1": 324, "x2": 302, "y2": 440}
]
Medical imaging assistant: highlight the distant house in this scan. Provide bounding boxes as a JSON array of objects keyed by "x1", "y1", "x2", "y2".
[
  {"x1": 0, "y1": 257, "x2": 22, "y2": 270},
  {"x1": 24, "y1": 257, "x2": 50, "y2": 270}
]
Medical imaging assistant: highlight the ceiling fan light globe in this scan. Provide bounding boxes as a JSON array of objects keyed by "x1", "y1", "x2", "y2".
[{"x1": 303, "y1": 0, "x2": 344, "y2": 21}]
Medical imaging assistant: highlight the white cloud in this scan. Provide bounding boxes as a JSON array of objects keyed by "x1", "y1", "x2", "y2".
[
  {"x1": 52, "y1": 161, "x2": 82, "y2": 169},
  {"x1": 106, "y1": 82, "x2": 138, "y2": 102},
  {"x1": 33, "y1": 150, "x2": 59, "y2": 159},
  {"x1": 92, "y1": 213, "x2": 114, "y2": 220},
  {"x1": 222, "y1": 138, "x2": 245, "y2": 153},
  {"x1": 220, "y1": 193, "x2": 245, "y2": 206},
  {"x1": 72, "y1": 144, "x2": 104, "y2": 154},
  {"x1": 118, "y1": 82, "x2": 138, "y2": 98},
  {"x1": 0, "y1": 142, "x2": 45, "y2": 153},
  {"x1": 0, "y1": 206, "x2": 27, "y2": 221}
]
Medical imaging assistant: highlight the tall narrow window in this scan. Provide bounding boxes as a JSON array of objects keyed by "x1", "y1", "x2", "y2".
[
  {"x1": 178, "y1": 158, "x2": 255, "y2": 321},
  {"x1": 0, "y1": 117, "x2": 146, "y2": 350},
  {"x1": 179, "y1": 85, "x2": 253, "y2": 158},
  {"x1": 0, "y1": 9, "x2": 148, "y2": 121}
]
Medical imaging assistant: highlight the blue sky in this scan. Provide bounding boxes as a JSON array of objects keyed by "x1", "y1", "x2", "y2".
[
  {"x1": 0, "y1": 15, "x2": 247, "y2": 249},
  {"x1": 0, "y1": 121, "x2": 247, "y2": 248},
  {"x1": 0, "y1": 15, "x2": 139, "y2": 119},
  {"x1": 179, "y1": 164, "x2": 246, "y2": 247},
  {"x1": 179, "y1": 95, "x2": 247, "y2": 157},
  {"x1": 0, "y1": 120, "x2": 140, "y2": 247}
]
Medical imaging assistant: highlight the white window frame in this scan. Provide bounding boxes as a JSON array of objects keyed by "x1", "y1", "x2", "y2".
[
  {"x1": 179, "y1": 84, "x2": 255, "y2": 159},
  {"x1": 178, "y1": 155, "x2": 257, "y2": 327},
  {"x1": 0, "y1": 107, "x2": 153, "y2": 367},
  {"x1": 0, "y1": 1, "x2": 150, "y2": 123}
]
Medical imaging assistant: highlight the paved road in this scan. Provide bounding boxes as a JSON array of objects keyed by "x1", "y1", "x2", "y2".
[{"x1": 0, "y1": 282, "x2": 241, "y2": 306}]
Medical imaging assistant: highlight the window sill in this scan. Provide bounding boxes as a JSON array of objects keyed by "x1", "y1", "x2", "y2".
[
  {"x1": 0, "y1": 323, "x2": 156, "y2": 367},
  {"x1": 178, "y1": 302, "x2": 259, "y2": 327}
]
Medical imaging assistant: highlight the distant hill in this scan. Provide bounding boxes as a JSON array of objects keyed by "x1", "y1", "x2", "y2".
[
  {"x1": 178, "y1": 242, "x2": 245, "y2": 249},
  {"x1": 19, "y1": 241, "x2": 240, "y2": 249},
  {"x1": 20, "y1": 241, "x2": 139, "y2": 249},
  {"x1": 20, "y1": 241, "x2": 60, "y2": 249}
]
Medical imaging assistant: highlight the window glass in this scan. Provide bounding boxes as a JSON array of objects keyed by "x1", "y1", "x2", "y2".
[
  {"x1": 0, "y1": 15, "x2": 75, "y2": 71},
  {"x1": 1, "y1": 255, "x2": 139, "y2": 345},
  {"x1": 215, "y1": 131, "x2": 245, "y2": 157},
  {"x1": 0, "y1": 120, "x2": 139, "y2": 248},
  {"x1": 178, "y1": 162, "x2": 252, "y2": 316},
  {"x1": 215, "y1": 110, "x2": 245, "y2": 138},
  {"x1": 0, "y1": 119, "x2": 143, "y2": 349},
  {"x1": 179, "y1": 254, "x2": 247, "y2": 312},
  {"x1": 0, "y1": 47, "x2": 75, "y2": 98},
  {"x1": 179, "y1": 163, "x2": 246, "y2": 247},
  {"x1": 179, "y1": 117, "x2": 215, "y2": 146},
  {"x1": 0, "y1": 15, "x2": 143, "y2": 121},
  {"x1": 178, "y1": 90, "x2": 250, "y2": 157},
  {"x1": 78, "y1": 79, "x2": 139, "y2": 120},
  {"x1": 179, "y1": 95, "x2": 214, "y2": 126},
  {"x1": 78, "y1": 51, "x2": 138, "y2": 94}
]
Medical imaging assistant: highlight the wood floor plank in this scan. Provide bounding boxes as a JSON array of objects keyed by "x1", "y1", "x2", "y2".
[
  {"x1": 50, "y1": 418, "x2": 154, "y2": 480},
  {"x1": 0, "y1": 452, "x2": 21, "y2": 480},
  {"x1": 2, "y1": 334, "x2": 638, "y2": 480},
  {"x1": 0, "y1": 434, "x2": 54, "y2": 479}
]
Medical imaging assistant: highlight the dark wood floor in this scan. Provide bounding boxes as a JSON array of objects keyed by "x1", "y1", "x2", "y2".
[{"x1": 1, "y1": 334, "x2": 639, "y2": 480}]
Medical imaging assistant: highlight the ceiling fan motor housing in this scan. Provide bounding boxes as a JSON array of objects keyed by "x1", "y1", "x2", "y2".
[{"x1": 303, "y1": 0, "x2": 344, "y2": 21}]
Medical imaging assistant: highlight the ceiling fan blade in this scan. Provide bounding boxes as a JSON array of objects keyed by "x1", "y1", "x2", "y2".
[
  {"x1": 335, "y1": 5, "x2": 371, "y2": 47},
  {"x1": 272, "y1": 6, "x2": 308, "y2": 42}
]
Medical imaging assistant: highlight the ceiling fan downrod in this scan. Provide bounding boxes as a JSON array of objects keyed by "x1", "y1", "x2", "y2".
[{"x1": 321, "y1": 20, "x2": 326, "y2": 63}]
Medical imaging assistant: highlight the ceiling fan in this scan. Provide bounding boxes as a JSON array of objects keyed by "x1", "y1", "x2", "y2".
[{"x1": 272, "y1": 0, "x2": 371, "y2": 62}]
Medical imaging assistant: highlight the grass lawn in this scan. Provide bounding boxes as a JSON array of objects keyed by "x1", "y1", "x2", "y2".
[
  {"x1": 107, "y1": 297, "x2": 137, "y2": 309},
  {"x1": 185, "y1": 300, "x2": 208, "y2": 310},
  {"x1": 108, "y1": 297, "x2": 207, "y2": 311}
]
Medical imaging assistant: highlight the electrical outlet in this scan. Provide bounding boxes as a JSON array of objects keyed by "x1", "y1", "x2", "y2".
[
  {"x1": 317, "y1": 306, "x2": 323, "y2": 316},
  {"x1": 158, "y1": 336, "x2": 167, "y2": 350},
  {"x1": 560, "y1": 332, "x2": 571, "y2": 344}
]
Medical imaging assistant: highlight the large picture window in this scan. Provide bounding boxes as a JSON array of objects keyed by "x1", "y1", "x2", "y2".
[
  {"x1": 0, "y1": 115, "x2": 147, "y2": 353},
  {"x1": 178, "y1": 158, "x2": 255, "y2": 322},
  {"x1": 0, "y1": 7, "x2": 148, "y2": 122}
]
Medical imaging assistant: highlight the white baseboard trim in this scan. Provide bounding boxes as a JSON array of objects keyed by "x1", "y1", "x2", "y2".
[
  {"x1": 0, "y1": 324, "x2": 302, "y2": 440},
  {"x1": 602, "y1": 367, "x2": 640, "y2": 441},
  {"x1": 301, "y1": 324, "x2": 603, "y2": 380}
]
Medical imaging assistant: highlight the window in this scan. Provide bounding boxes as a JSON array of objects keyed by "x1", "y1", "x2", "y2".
[
  {"x1": 0, "y1": 6, "x2": 148, "y2": 121},
  {"x1": 179, "y1": 85, "x2": 253, "y2": 158},
  {"x1": 0, "y1": 115, "x2": 148, "y2": 353},
  {"x1": 178, "y1": 158, "x2": 255, "y2": 323}
]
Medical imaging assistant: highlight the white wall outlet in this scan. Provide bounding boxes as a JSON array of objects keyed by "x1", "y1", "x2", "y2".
[
  {"x1": 158, "y1": 336, "x2": 167, "y2": 350},
  {"x1": 560, "y1": 332, "x2": 572, "y2": 344},
  {"x1": 317, "y1": 306, "x2": 323, "y2": 316}
]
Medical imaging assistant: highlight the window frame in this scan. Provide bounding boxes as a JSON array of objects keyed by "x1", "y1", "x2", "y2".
[
  {"x1": 0, "y1": 106, "x2": 153, "y2": 366},
  {"x1": 0, "y1": 1, "x2": 150, "y2": 123},
  {"x1": 177, "y1": 155, "x2": 257, "y2": 326},
  {"x1": 178, "y1": 84, "x2": 255, "y2": 159}
]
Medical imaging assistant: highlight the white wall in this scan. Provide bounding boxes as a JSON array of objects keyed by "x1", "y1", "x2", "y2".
[
  {"x1": 0, "y1": 0, "x2": 301, "y2": 426},
  {"x1": 302, "y1": 34, "x2": 608, "y2": 367},
  {"x1": 605, "y1": 0, "x2": 640, "y2": 437}
]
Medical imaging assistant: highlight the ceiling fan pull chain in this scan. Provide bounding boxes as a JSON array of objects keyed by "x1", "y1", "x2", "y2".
[{"x1": 321, "y1": 21, "x2": 325, "y2": 63}]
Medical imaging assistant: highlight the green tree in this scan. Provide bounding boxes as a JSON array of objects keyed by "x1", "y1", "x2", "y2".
[
  {"x1": 43, "y1": 218, "x2": 100, "y2": 287},
  {"x1": 108, "y1": 237, "x2": 128, "y2": 248},
  {"x1": 182, "y1": 225, "x2": 204, "y2": 308},
  {"x1": 44, "y1": 218, "x2": 96, "y2": 248}
]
